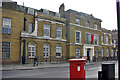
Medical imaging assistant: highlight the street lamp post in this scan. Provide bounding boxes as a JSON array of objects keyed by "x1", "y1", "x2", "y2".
[{"x1": 116, "y1": 0, "x2": 120, "y2": 79}]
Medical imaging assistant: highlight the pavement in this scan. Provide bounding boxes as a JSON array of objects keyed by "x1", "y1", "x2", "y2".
[{"x1": 1, "y1": 61, "x2": 118, "y2": 71}]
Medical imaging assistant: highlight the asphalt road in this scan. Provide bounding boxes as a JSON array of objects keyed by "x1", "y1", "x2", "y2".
[{"x1": 2, "y1": 61, "x2": 118, "y2": 79}]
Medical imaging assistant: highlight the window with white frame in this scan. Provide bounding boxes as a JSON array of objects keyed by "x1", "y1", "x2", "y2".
[
  {"x1": 94, "y1": 34, "x2": 98, "y2": 45},
  {"x1": 44, "y1": 24, "x2": 50, "y2": 37},
  {"x1": 43, "y1": 44, "x2": 50, "y2": 58},
  {"x1": 101, "y1": 49, "x2": 103, "y2": 57},
  {"x1": 114, "y1": 40, "x2": 116, "y2": 44},
  {"x1": 28, "y1": 8, "x2": 34, "y2": 15},
  {"x1": 28, "y1": 43, "x2": 35, "y2": 58},
  {"x1": 76, "y1": 48, "x2": 80, "y2": 58},
  {"x1": 75, "y1": 31, "x2": 81, "y2": 44},
  {"x1": 101, "y1": 35, "x2": 103, "y2": 44},
  {"x1": 106, "y1": 48, "x2": 109, "y2": 57},
  {"x1": 86, "y1": 33, "x2": 90, "y2": 44},
  {"x1": 111, "y1": 49, "x2": 114, "y2": 57},
  {"x1": 94, "y1": 24, "x2": 98, "y2": 30},
  {"x1": 106, "y1": 35, "x2": 109, "y2": 44},
  {"x1": 43, "y1": 9, "x2": 49, "y2": 14},
  {"x1": 56, "y1": 27, "x2": 62, "y2": 38},
  {"x1": 56, "y1": 45, "x2": 62, "y2": 58},
  {"x1": 2, "y1": 42, "x2": 10, "y2": 58},
  {"x1": 55, "y1": 13, "x2": 60, "y2": 17},
  {"x1": 76, "y1": 19, "x2": 80, "y2": 25},
  {"x1": 29, "y1": 23, "x2": 33, "y2": 33},
  {"x1": 2, "y1": 18, "x2": 11, "y2": 34},
  {"x1": 115, "y1": 52, "x2": 117, "y2": 57},
  {"x1": 86, "y1": 21, "x2": 90, "y2": 27},
  {"x1": 95, "y1": 49, "x2": 98, "y2": 58}
]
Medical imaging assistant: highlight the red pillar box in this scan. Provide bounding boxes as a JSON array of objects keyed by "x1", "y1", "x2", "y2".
[{"x1": 68, "y1": 59, "x2": 86, "y2": 80}]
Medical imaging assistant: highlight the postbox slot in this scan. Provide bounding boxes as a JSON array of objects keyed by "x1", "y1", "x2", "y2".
[{"x1": 76, "y1": 64, "x2": 81, "y2": 65}]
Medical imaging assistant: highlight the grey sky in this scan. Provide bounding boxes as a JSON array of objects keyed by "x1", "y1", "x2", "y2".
[{"x1": 11, "y1": 0, "x2": 117, "y2": 30}]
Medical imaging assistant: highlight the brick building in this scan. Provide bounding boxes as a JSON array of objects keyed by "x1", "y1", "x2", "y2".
[
  {"x1": 59, "y1": 4, "x2": 114, "y2": 61},
  {"x1": 1, "y1": 2, "x2": 67, "y2": 64},
  {"x1": 111, "y1": 29, "x2": 118, "y2": 57},
  {"x1": 1, "y1": 2, "x2": 114, "y2": 64}
]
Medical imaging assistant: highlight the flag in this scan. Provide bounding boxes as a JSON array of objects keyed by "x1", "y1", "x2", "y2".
[{"x1": 91, "y1": 34, "x2": 94, "y2": 44}]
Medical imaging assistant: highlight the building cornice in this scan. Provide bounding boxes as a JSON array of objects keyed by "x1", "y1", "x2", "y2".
[
  {"x1": 67, "y1": 43, "x2": 103, "y2": 47},
  {"x1": 69, "y1": 23, "x2": 101, "y2": 32},
  {"x1": 102, "y1": 44, "x2": 113, "y2": 46},
  {"x1": 21, "y1": 34, "x2": 67, "y2": 42},
  {"x1": 38, "y1": 18, "x2": 65, "y2": 26},
  {"x1": 69, "y1": 23, "x2": 112, "y2": 35}
]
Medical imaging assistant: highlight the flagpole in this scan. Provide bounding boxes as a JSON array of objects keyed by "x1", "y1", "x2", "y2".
[{"x1": 116, "y1": 0, "x2": 120, "y2": 79}]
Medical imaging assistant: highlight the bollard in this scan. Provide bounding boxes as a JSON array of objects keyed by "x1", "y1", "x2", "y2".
[
  {"x1": 98, "y1": 71, "x2": 103, "y2": 80},
  {"x1": 68, "y1": 59, "x2": 86, "y2": 80}
]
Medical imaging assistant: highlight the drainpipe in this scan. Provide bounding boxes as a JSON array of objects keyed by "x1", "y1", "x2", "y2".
[
  {"x1": 24, "y1": 18, "x2": 27, "y2": 31},
  {"x1": 22, "y1": 40, "x2": 26, "y2": 64}
]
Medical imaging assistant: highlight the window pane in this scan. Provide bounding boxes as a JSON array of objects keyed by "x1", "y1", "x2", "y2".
[
  {"x1": 95, "y1": 50, "x2": 98, "y2": 58},
  {"x1": 28, "y1": 43, "x2": 35, "y2": 58},
  {"x1": 29, "y1": 23, "x2": 33, "y2": 33},
  {"x1": 86, "y1": 21, "x2": 89, "y2": 27},
  {"x1": 2, "y1": 42, "x2": 10, "y2": 58},
  {"x1": 43, "y1": 44, "x2": 50, "y2": 58},
  {"x1": 56, "y1": 45, "x2": 61, "y2": 57},
  {"x1": 106, "y1": 36, "x2": 108, "y2": 44},
  {"x1": 102, "y1": 49, "x2": 103, "y2": 57},
  {"x1": 44, "y1": 24, "x2": 50, "y2": 37},
  {"x1": 76, "y1": 32, "x2": 80, "y2": 43},
  {"x1": 94, "y1": 35, "x2": 98, "y2": 45},
  {"x1": 94, "y1": 24, "x2": 98, "y2": 30},
  {"x1": 86, "y1": 34, "x2": 90, "y2": 44},
  {"x1": 101, "y1": 36, "x2": 103, "y2": 44},
  {"x1": 106, "y1": 49, "x2": 109, "y2": 57},
  {"x1": 56, "y1": 27, "x2": 62, "y2": 38},
  {"x1": 76, "y1": 19, "x2": 80, "y2": 25},
  {"x1": 76, "y1": 48, "x2": 80, "y2": 58},
  {"x1": 2, "y1": 18, "x2": 11, "y2": 34}
]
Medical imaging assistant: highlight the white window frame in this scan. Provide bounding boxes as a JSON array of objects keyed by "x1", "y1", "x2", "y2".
[
  {"x1": 2, "y1": 41, "x2": 11, "y2": 58},
  {"x1": 2, "y1": 18, "x2": 11, "y2": 34},
  {"x1": 101, "y1": 35, "x2": 103, "y2": 44},
  {"x1": 28, "y1": 42, "x2": 35, "y2": 58},
  {"x1": 85, "y1": 32, "x2": 91, "y2": 44},
  {"x1": 55, "y1": 13, "x2": 60, "y2": 17},
  {"x1": 44, "y1": 24, "x2": 50, "y2": 37},
  {"x1": 28, "y1": 8, "x2": 34, "y2": 15},
  {"x1": 56, "y1": 27, "x2": 62, "y2": 38},
  {"x1": 106, "y1": 35, "x2": 109, "y2": 44},
  {"x1": 43, "y1": 44, "x2": 50, "y2": 58},
  {"x1": 56, "y1": 45, "x2": 62, "y2": 58},
  {"x1": 94, "y1": 34, "x2": 99, "y2": 45},
  {"x1": 111, "y1": 49, "x2": 114, "y2": 57},
  {"x1": 76, "y1": 48, "x2": 80, "y2": 58},
  {"x1": 94, "y1": 24, "x2": 98, "y2": 30},
  {"x1": 101, "y1": 49, "x2": 103, "y2": 57},
  {"x1": 86, "y1": 21, "x2": 90, "y2": 27},
  {"x1": 115, "y1": 52, "x2": 117, "y2": 57},
  {"x1": 28, "y1": 23, "x2": 33, "y2": 33},
  {"x1": 43, "y1": 9, "x2": 49, "y2": 14},
  {"x1": 95, "y1": 49, "x2": 98, "y2": 58},
  {"x1": 106, "y1": 48, "x2": 109, "y2": 57},
  {"x1": 75, "y1": 31, "x2": 81, "y2": 44},
  {"x1": 76, "y1": 18, "x2": 80, "y2": 25}
]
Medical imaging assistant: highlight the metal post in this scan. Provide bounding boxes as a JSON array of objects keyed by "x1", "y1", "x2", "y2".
[{"x1": 116, "y1": 0, "x2": 120, "y2": 79}]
